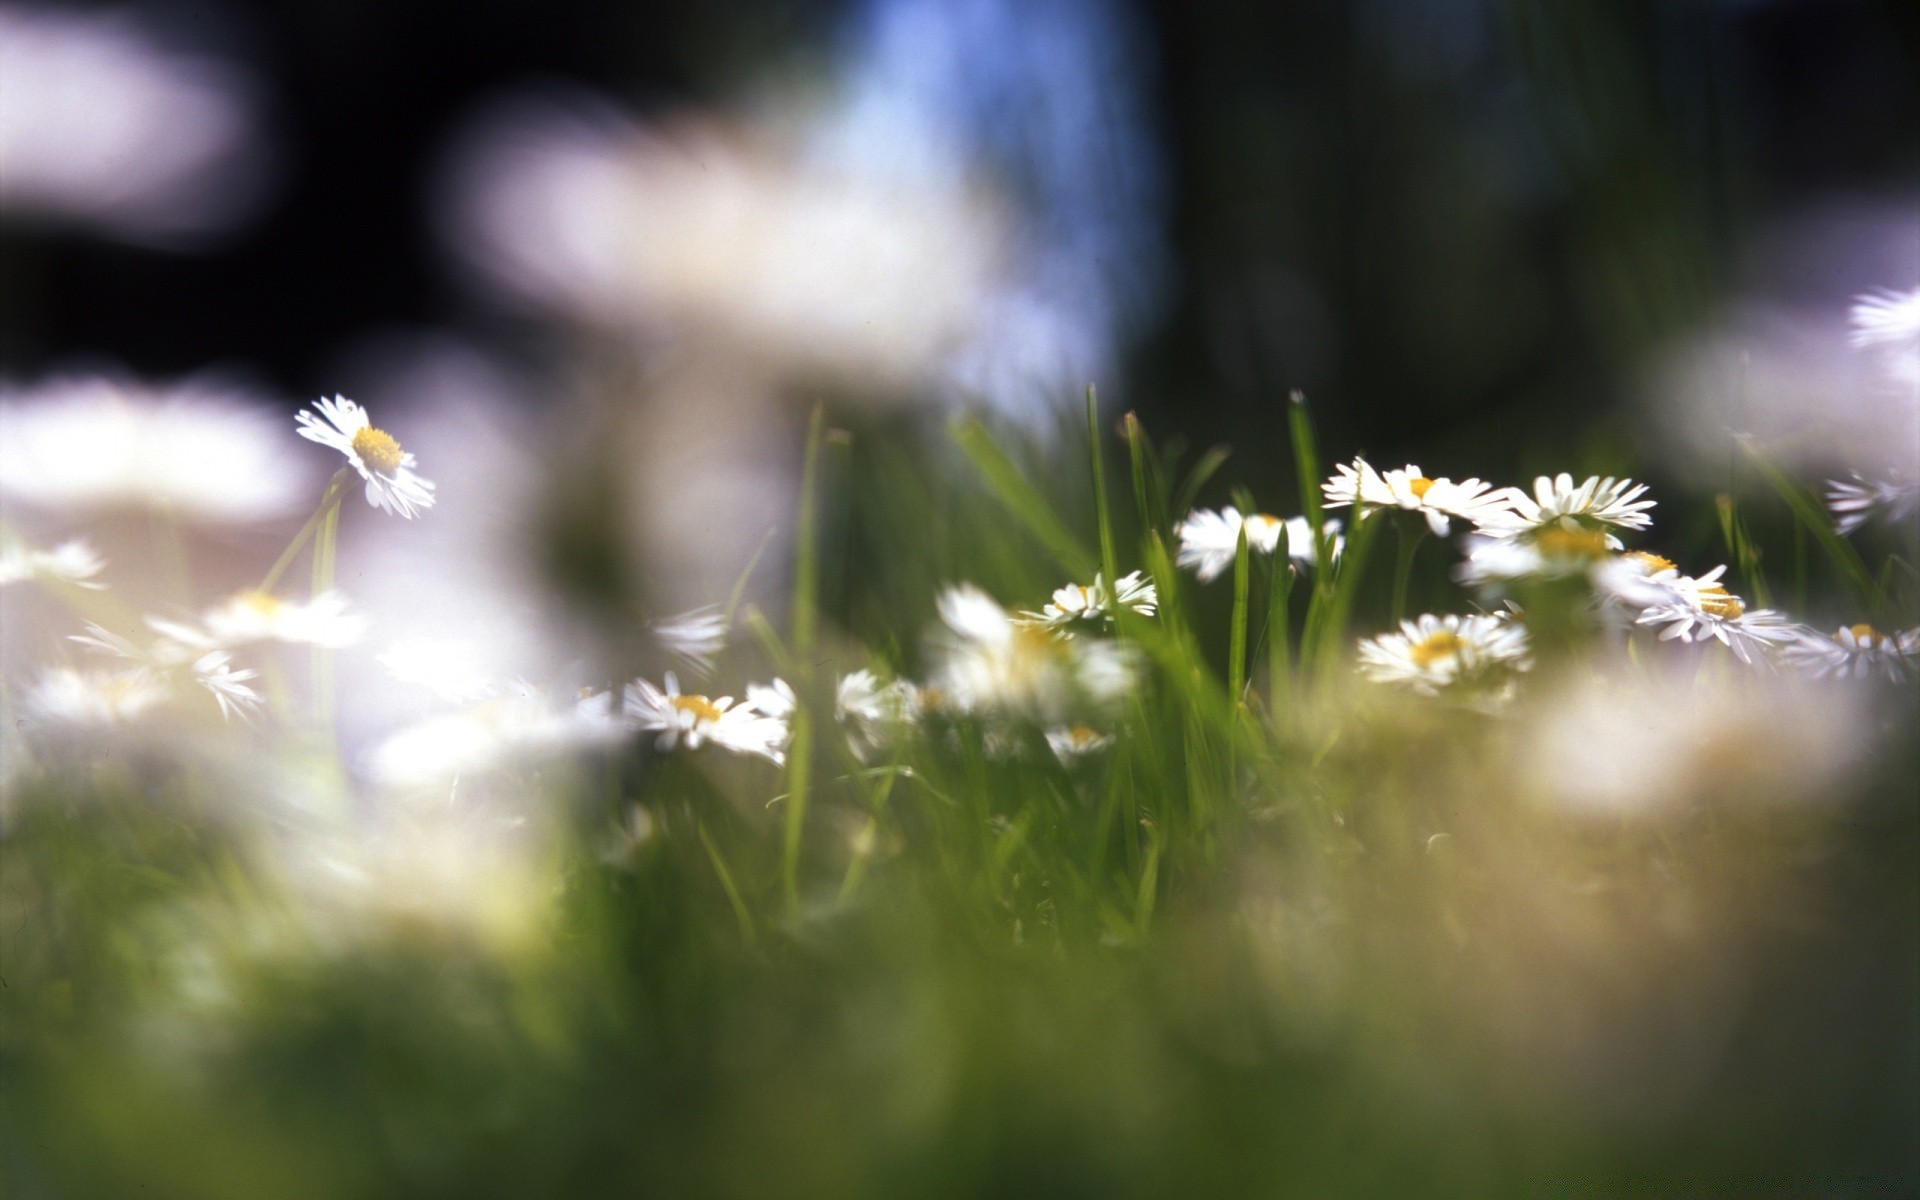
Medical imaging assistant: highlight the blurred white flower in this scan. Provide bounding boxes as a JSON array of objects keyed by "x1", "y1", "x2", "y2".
[
  {"x1": 1781, "y1": 624, "x2": 1917, "y2": 683},
  {"x1": 295, "y1": 396, "x2": 436, "y2": 518},
  {"x1": 442, "y1": 93, "x2": 1001, "y2": 387},
  {"x1": 0, "y1": 5, "x2": 269, "y2": 244},
  {"x1": 835, "y1": 668, "x2": 921, "y2": 761},
  {"x1": 1175, "y1": 507, "x2": 1285, "y2": 583},
  {"x1": 1356, "y1": 613, "x2": 1530, "y2": 695},
  {"x1": 1849, "y1": 286, "x2": 1920, "y2": 350},
  {"x1": 190, "y1": 650, "x2": 259, "y2": 721},
  {"x1": 1322, "y1": 460, "x2": 1512, "y2": 538},
  {"x1": 1521, "y1": 666, "x2": 1868, "y2": 818},
  {"x1": 0, "y1": 538, "x2": 105, "y2": 589},
  {"x1": 931, "y1": 583, "x2": 1135, "y2": 719},
  {"x1": 1826, "y1": 473, "x2": 1920, "y2": 535},
  {"x1": 1475, "y1": 474, "x2": 1656, "y2": 546},
  {"x1": 651, "y1": 605, "x2": 729, "y2": 674},
  {"x1": 623, "y1": 671, "x2": 787, "y2": 764},
  {"x1": 1046, "y1": 724, "x2": 1112, "y2": 762},
  {"x1": 1018, "y1": 570, "x2": 1156, "y2": 630},
  {"x1": 376, "y1": 638, "x2": 498, "y2": 705},
  {"x1": 148, "y1": 589, "x2": 365, "y2": 650},
  {"x1": 24, "y1": 665, "x2": 168, "y2": 725},
  {"x1": 1634, "y1": 567, "x2": 1800, "y2": 666},
  {"x1": 0, "y1": 374, "x2": 309, "y2": 521},
  {"x1": 370, "y1": 684, "x2": 630, "y2": 789}
]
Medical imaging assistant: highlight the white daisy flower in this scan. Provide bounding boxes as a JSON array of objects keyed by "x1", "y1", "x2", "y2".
[
  {"x1": 23, "y1": 666, "x2": 170, "y2": 726},
  {"x1": 0, "y1": 538, "x2": 106, "y2": 589},
  {"x1": 1781, "y1": 624, "x2": 1917, "y2": 683},
  {"x1": 191, "y1": 650, "x2": 261, "y2": 721},
  {"x1": 1476, "y1": 474, "x2": 1656, "y2": 547},
  {"x1": 147, "y1": 589, "x2": 366, "y2": 650},
  {"x1": 834, "y1": 669, "x2": 921, "y2": 762},
  {"x1": 295, "y1": 395, "x2": 436, "y2": 518},
  {"x1": 69, "y1": 620, "x2": 197, "y2": 668},
  {"x1": 1175, "y1": 507, "x2": 1284, "y2": 582},
  {"x1": 1356, "y1": 613, "x2": 1531, "y2": 695},
  {"x1": 1591, "y1": 551, "x2": 1691, "y2": 614},
  {"x1": 1826, "y1": 473, "x2": 1920, "y2": 535},
  {"x1": 1176, "y1": 509, "x2": 1337, "y2": 582},
  {"x1": 1046, "y1": 724, "x2": 1112, "y2": 762},
  {"x1": 0, "y1": 375, "x2": 309, "y2": 521},
  {"x1": 1322, "y1": 459, "x2": 1513, "y2": 537},
  {"x1": 745, "y1": 677, "x2": 796, "y2": 719},
  {"x1": 1455, "y1": 525, "x2": 1616, "y2": 587},
  {"x1": 371, "y1": 683, "x2": 632, "y2": 789},
  {"x1": 651, "y1": 605, "x2": 729, "y2": 674},
  {"x1": 1634, "y1": 567, "x2": 1800, "y2": 666},
  {"x1": 1018, "y1": 570, "x2": 1157, "y2": 629},
  {"x1": 622, "y1": 671, "x2": 787, "y2": 764},
  {"x1": 1849, "y1": 286, "x2": 1920, "y2": 350},
  {"x1": 930, "y1": 584, "x2": 1137, "y2": 720}
]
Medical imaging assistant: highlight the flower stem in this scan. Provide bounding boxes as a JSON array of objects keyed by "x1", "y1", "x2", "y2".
[
  {"x1": 1391, "y1": 521, "x2": 1424, "y2": 624},
  {"x1": 260, "y1": 469, "x2": 350, "y2": 594}
]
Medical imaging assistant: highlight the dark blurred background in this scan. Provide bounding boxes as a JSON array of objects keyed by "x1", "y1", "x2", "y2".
[{"x1": 2, "y1": 0, "x2": 1917, "y2": 475}]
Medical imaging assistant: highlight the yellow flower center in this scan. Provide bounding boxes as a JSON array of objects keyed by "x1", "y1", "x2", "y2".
[
  {"x1": 671, "y1": 694, "x2": 725, "y2": 724},
  {"x1": 1534, "y1": 524, "x2": 1611, "y2": 561},
  {"x1": 1847, "y1": 623, "x2": 1883, "y2": 646},
  {"x1": 1625, "y1": 551, "x2": 1676, "y2": 573},
  {"x1": 351, "y1": 426, "x2": 406, "y2": 472},
  {"x1": 235, "y1": 589, "x2": 284, "y2": 615},
  {"x1": 1697, "y1": 585, "x2": 1745, "y2": 620},
  {"x1": 1408, "y1": 630, "x2": 1462, "y2": 667},
  {"x1": 1245, "y1": 513, "x2": 1282, "y2": 537},
  {"x1": 1407, "y1": 477, "x2": 1436, "y2": 499},
  {"x1": 1066, "y1": 724, "x2": 1101, "y2": 748}
]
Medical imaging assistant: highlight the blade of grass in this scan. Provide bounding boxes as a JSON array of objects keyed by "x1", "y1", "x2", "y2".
[
  {"x1": 1228, "y1": 524, "x2": 1251, "y2": 706},
  {"x1": 1087, "y1": 386, "x2": 1120, "y2": 591},
  {"x1": 951, "y1": 415, "x2": 1096, "y2": 577},
  {"x1": 1739, "y1": 439, "x2": 1879, "y2": 610},
  {"x1": 696, "y1": 820, "x2": 757, "y2": 951}
]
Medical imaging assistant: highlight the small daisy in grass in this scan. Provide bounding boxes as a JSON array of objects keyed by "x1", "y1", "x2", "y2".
[
  {"x1": 148, "y1": 589, "x2": 366, "y2": 650},
  {"x1": 651, "y1": 605, "x2": 729, "y2": 674},
  {"x1": 1356, "y1": 613, "x2": 1530, "y2": 695},
  {"x1": 1455, "y1": 524, "x2": 1616, "y2": 587},
  {"x1": 1634, "y1": 566, "x2": 1800, "y2": 666},
  {"x1": 295, "y1": 395, "x2": 436, "y2": 518},
  {"x1": 1019, "y1": 570, "x2": 1157, "y2": 630},
  {"x1": 192, "y1": 651, "x2": 262, "y2": 720},
  {"x1": 1176, "y1": 508, "x2": 1336, "y2": 582},
  {"x1": 836, "y1": 669, "x2": 921, "y2": 762},
  {"x1": 1782, "y1": 624, "x2": 1918, "y2": 683},
  {"x1": 0, "y1": 537, "x2": 105, "y2": 589},
  {"x1": 1827, "y1": 473, "x2": 1920, "y2": 536},
  {"x1": 622, "y1": 671, "x2": 788, "y2": 763},
  {"x1": 372, "y1": 683, "x2": 631, "y2": 789},
  {"x1": 1849, "y1": 285, "x2": 1920, "y2": 349},
  {"x1": 1475, "y1": 473, "x2": 1655, "y2": 546},
  {"x1": 1322, "y1": 459, "x2": 1512, "y2": 537},
  {"x1": 24, "y1": 666, "x2": 170, "y2": 726},
  {"x1": 1046, "y1": 724, "x2": 1112, "y2": 762}
]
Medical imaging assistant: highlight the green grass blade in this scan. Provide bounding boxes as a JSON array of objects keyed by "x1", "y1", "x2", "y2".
[
  {"x1": 1738, "y1": 440, "x2": 1879, "y2": 610},
  {"x1": 950, "y1": 415, "x2": 1096, "y2": 576}
]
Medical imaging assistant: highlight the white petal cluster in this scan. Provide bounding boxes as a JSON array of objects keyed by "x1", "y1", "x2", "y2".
[
  {"x1": 1849, "y1": 286, "x2": 1920, "y2": 350},
  {"x1": 1176, "y1": 508, "x2": 1336, "y2": 582},
  {"x1": 23, "y1": 666, "x2": 170, "y2": 726},
  {"x1": 295, "y1": 396, "x2": 437, "y2": 519},
  {"x1": 1780, "y1": 625, "x2": 1919, "y2": 683},
  {"x1": 1322, "y1": 460, "x2": 1512, "y2": 537},
  {"x1": 148, "y1": 589, "x2": 366, "y2": 651},
  {"x1": 371, "y1": 685, "x2": 629, "y2": 789},
  {"x1": 652, "y1": 606, "x2": 729, "y2": 674},
  {"x1": 1019, "y1": 571, "x2": 1157, "y2": 629},
  {"x1": 931, "y1": 584, "x2": 1136, "y2": 721},
  {"x1": 622, "y1": 671, "x2": 790, "y2": 764},
  {"x1": 1474, "y1": 473, "x2": 1655, "y2": 546},
  {"x1": 1827, "y1": 474, "x2": 1920, "y2": 536},
  {"x1": 0, "y1": 538, "x2": 106, "y2": 589},
  {"x1": 1356, "y1": 613, "x2": 1530, "y2": 695},
  {"x1": 1634, "y1": 567, "x2": 1801, "y2": 666}
]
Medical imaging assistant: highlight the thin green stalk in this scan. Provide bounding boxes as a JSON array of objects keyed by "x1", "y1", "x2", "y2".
[
  {"x1": 1287, "y1": 391, "x2": 1331, "y2": 584},
  {"x1": 261, "y1": 469, "x2": 350, "y2": 593},
  {"x1": 1390, "y1": 521, "x2": 1423, "y2": 624},
  {"x1": 782, "y1": 406, "x2": 828, "y2": 914},
  {"x1": 1122, "y1": 412, "x2": 1160, "y2": 537},
  {"x1": 1228, "y1": 524, "x2": 1251, "y2": 705},
  {"x1": 1087, "y1": 386, "x2": 1120, "y2": 590},
  {"x1": 1266, "y1": 554, "x2": 1293, "y2": 725},
  {"x1": 696, "y1": 821, "x2": 757, "y2": 950},
  {"x1": 310, "y1": 492, "x2": 340, "y2": 731}
]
